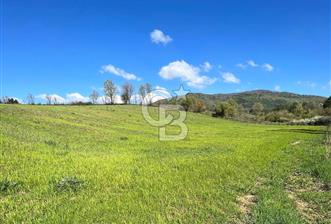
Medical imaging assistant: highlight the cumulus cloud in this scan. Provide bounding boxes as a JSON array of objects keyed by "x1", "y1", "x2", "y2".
[
  {"x1": 37, "y1": 93, "x2": 91, "y2": 104},
  {"x1": 150, "y1": 29, "x2": 172, "y2": 45},
  {"x1": 101, "y1": 64, "x2": 141, "y2": 81},
  {"x1": 155, "y1": 85, "x2": 168, "y2": 91},
  {"x1": 159, "y1": 60, "x2": 216, "y2": 89},
  {"x1": 274, "y1": 85, "x2": 281, "y2": 92},
  {"x1": 97, "y1": 95, "x2": 123, "y2": 104},
  {"x1": 96, "y1": 95, "x2": 109, "y2": 104},
  {"x1": 222, "y1": 72, "x2": 240, "y2": 84},
  {"x1": 201, "y1": 62, "x2": 212, "y2": 72},
  {"x1": 262, "y1": 63, "x2": 274, "y2": 72},
  {"x1": 37, "y1": 94, "x2": 65, "y2": 104},
  {"x1": 114, "y1": 95, "x2": 123, "y2": 104},
  {"x1": 143, "y1": 86, "x2": 172, "y2": 104},
  {"x1": 16, "y1": 98, "x2": 23, "y2": 103},
  {"x1": 66, "y1": 93, "x2": 89, "y2": 103},
  {"x1": 130, "y1": 94, "x2": 141, "y2": 104}
]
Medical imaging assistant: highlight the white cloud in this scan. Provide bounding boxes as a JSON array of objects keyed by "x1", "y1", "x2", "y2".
[
  {"x1": 236, "y1": 63, "x2": 247, "y2": 69},
  {"x1": 37, "y1": 94, "x2": 65, "y2": 104},
  {"x1": 150, "y1": 29, "x2": 172, "y2": 45},
  {"x1": 274, "y1": 85, "x2": 281, "y2": 92},
  {"x1": 114, "y1": 95, "x2": 123, "y2": 104},
  {"x1": 101, "y1": 64, "x2": 141, "y2": 81},
  {"x1": 97, "y1": 95, "x2": 109, "y2": 104},
  {"x1": 37, "y1": 93, "x2": 132, "y2": 104},
  {"x1": 130, "y1": 94, "x2": 141, "y2": 104},
  {"x1": 52, "y1": 94, "x2": 66, "y2": 103},
  {"x1": 222, "y1": 72, "x2": 240, "y2": 84},
  {"x1": 143, "y1": 88, "x2": 172, "y2": 104},
  {"x1": 159, "y1": 60, "x2": 216, "y2": 89},
  {"x1": 155, "y1": 85, "x2": 167, "y2": 90},
  {"x1": 262, "y1": 63, "x2": 274, "y2": 72},
  {"x1": 97, "y1": 95, "x2": 123, "y2": 104},
  {"x1": 66, "y1": 93, "x2": 89, "y2": 103},
  {"x1": 237, "y1": 60, "x2": 274, "y2": 72},
  {"x1": 237, "y1": 60, "x2": 258, "y2": 69},
  {"x1": 15, "y1": 98, "x2": 23, "y2": 103},
  {"x1": 296, "y1": 81, "x2": 316, "y2": 88},
  {"x1": 247, "y1": 60, "x2": 259, "y2": 67},
  {"x1": 201, "y1": 61, "x2": 212, "y2": 72}
]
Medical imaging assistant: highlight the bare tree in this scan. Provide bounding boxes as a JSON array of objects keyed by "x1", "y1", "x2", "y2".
[
  {"x1": 1, "y1": 96, "x2": 9, "y2": 104},
  {"x1": 133, "y1": 94, "x2": 139, "y2": 104},
  {"x1": 90, "y1": 90, "x2": 99, "y2": 104},
  {"x1": 53, "y1": 97, "x2": 58, "y2": 105},
  {"x1": 45, "y1": 95, "x2": 52, "y2": 105},
  {"x1": 128, "y1": 84, "x2": 134, "y2": 104},
  {"x1": 104, "y1": 80, "x2": 117, "y2": 104},
  {"x1": 145, "y1": 83, "x2": 152, "y2": 93},
  {"x1": 26, "y1": 93, "x2": 35, "y2": 105},
  {"x1": 139, "y1": 84, "x2": 146, "y2": 104},
  {"x1": 121, "y1": 83, "x2": 134, "y2": 104},
  {"x1": 138, "y1": 83, "x2": 152, "y2": 105},
  {"x1": 145, "y1": 83, "x2": 152, "y2": 105}
]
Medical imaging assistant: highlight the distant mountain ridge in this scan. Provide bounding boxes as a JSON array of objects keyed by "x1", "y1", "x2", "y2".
[{"x1": 163, "y1": 89, "x2": 327, "y2": 111}]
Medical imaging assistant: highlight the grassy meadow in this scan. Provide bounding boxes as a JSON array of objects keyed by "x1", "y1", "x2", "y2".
[{"x1": 0, "y1": 105, "x2": 330, "y2": 223}]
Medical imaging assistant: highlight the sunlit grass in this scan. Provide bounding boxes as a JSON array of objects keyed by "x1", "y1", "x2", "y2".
[{"x1": 0, "y1": 105, "x2": 329, "y2": 223}]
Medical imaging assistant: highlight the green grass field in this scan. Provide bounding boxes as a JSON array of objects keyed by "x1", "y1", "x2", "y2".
[{"x1": 0, "y1": 105, "x2": 330, "y2": 223}]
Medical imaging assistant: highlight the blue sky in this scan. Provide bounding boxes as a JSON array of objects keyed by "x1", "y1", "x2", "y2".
[{"x1": 2, "y1": 0, "x2": 330, "y2": 103}]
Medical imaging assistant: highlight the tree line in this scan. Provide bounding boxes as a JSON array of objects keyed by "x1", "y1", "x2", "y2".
[
  {"x1": 170, "y1": 94, "x2": 331, "y2": 123},
  {"x1": 0, "y1": 80, "x2": 153, "y2": 105},
  {"x1": 101, "y1": 80, "x2": 152, "y2": 105}
]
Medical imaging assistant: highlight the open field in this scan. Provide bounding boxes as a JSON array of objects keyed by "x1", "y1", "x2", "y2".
[{"x1": 0, "y1": 105, "x2": 330, "y2": 223}]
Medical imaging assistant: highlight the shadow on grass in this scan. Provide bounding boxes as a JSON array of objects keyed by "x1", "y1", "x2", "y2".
[{"x1": 267, "y1": 129, "x2": 326, "y2": 135}]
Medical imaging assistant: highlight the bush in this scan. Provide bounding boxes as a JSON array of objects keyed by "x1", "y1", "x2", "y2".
[
  {"x1": 236, "y1": 113, "x2": 256, "y2": 122},
  {"x1": 213, "y1": 99, "x2": 239, "y2": 118},
  {"x1": 1, "y1": 97, "x2": 19, "y2": 104},
  {"x1": 323, "y1": 108, "x2": 331, "y2": 116},
  {"x1": 251, "y1": 102, "x2": 264, "y2": 116},
  {"x1": 265, "y1": 112, "x2": 281, "y2": 122},
  {"x1": 70, "y1": 101, "x2": 92, "y2": 105},
  {"x1": 288, "y1": 116, "x2": 331, "y2": 125},
  {"x1": 193, "y1": 99, "x2": 206, "y2": 113},
  {"x1": 323, "y1": 96, "x2": 331, "y2": 109}
]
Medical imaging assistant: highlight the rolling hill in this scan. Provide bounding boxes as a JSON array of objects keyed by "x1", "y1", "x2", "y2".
[{"x1": 162, "y1": 90, "x2": 326, "y2": 111}]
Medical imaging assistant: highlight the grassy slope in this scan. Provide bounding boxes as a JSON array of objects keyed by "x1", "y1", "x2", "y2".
[{"x1": 0, "y1": 105, "x2": 329, "y2": 223}]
